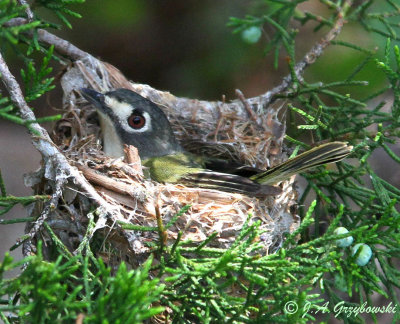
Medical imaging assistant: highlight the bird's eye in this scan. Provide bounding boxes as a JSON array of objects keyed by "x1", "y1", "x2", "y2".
[{"x1": 128, "y1": 114, "x2": 146, "y2": 129}]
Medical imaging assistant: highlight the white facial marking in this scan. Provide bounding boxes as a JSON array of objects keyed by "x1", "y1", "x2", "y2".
[
  {"x1": 104, "y1": 95, "x2": 152, "y2": 133},
  {"x1": 97, "y1": 111, "x2": 125, "y2": 158}
]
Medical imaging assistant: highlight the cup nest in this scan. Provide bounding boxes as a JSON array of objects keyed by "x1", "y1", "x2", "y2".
[{"x1": 26, "y1": 56, "x2": 300, "y2": 266}]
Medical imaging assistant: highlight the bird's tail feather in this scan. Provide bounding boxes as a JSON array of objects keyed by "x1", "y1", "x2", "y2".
[{"x1": 250, "y1": 142, "x2": 352, "y2": 185}]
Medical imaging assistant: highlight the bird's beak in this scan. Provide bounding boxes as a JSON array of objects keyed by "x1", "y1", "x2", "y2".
[{"x1": 80, "y1": 88, "x2": 105, "y2": 111}]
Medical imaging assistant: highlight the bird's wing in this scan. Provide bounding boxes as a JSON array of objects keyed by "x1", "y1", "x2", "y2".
[
  {"x1": 181, "y1": 171, "x2": 282, "y2": 197},
  {"x1": 203, "y1": 158, "x2": 263, "y2": 177},
  {"x1": 143, "y1": 153, "x2": 281, "y2": 197}
]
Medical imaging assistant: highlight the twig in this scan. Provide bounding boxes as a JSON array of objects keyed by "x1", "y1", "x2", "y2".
[
  {"x1": 4, "y1": 18, "x2": 89, "y2": 61},
  {"x1": 246, "y1": 0, "x2": 352, "y2": 107},
  {"x1": 235, "y1": 89, "x2": 259, "y2": 122},
  {"x1": 17, "y1": 0, "x2": 34, "y2": 21},
  {"x1": 14, "y1": 174, "x2": 65, "y2": 250},
  {"x1": 155, "y1": 196, "x2": 167, "y2": 251},
  {"x1": 124, "y1": 144, "x2": 143, "y2": 174},
  {"x1": 76, "y1": 164, "x2": 146, "y2": 200}
]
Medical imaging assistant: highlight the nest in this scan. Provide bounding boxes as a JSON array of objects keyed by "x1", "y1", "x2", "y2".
[{"x1": 26, "y1": 56, "x2": 299, "y2": 266}]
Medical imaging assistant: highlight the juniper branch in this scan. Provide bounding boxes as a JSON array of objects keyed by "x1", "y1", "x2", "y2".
[
  {"x1": 247, "y1": 0, "x2": 353, "y2": 108},
  {"x1": 4, "y1": 18, "x2": 88, "y2": 61}
]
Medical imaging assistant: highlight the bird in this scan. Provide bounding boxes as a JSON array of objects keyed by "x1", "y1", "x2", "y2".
[{"x1": 80, "y1": 88, "x2": 352, "y2": 197}]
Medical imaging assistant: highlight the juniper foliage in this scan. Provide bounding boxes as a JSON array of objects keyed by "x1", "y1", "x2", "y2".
[
  {"x1": 0, "y1": 242, "x2": 164, "y2": 323},
  {"x1": 0, "y1": 0, "x2": 400, "y2": 323}
]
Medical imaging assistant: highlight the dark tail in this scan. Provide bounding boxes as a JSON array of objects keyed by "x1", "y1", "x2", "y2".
[{"x1": 250, "y1": 142, "x2": 353, "y2": 184}]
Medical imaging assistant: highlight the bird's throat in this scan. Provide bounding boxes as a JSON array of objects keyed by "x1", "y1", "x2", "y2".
[{"x1": 98, "y1": 112, "x2": 125, "y2": 158}]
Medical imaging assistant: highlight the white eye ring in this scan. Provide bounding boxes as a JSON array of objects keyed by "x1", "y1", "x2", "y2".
[{"x1": 104, "y1": 95, "x2": 152, "y2": 133}]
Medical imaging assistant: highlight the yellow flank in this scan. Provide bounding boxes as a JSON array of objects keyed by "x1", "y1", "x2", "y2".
[{"x1": 143, "y1": 153, "x2": 204, "y2": 183}]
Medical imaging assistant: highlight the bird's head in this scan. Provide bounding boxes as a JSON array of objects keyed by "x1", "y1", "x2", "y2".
[{"x1": 80, "y1": 88, "x2": 182, "y2": 159}]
